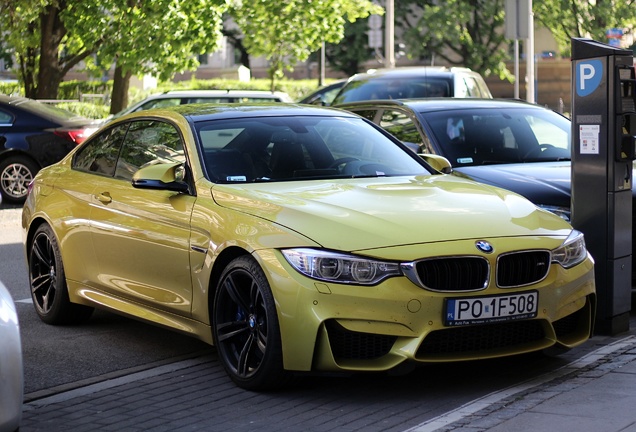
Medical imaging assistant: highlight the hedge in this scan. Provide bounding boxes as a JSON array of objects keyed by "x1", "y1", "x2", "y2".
[{"x1": 1, "y1": 78, "x2": 334, "y2": 119}]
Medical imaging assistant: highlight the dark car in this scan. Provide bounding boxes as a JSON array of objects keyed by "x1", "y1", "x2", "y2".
[
  {"x1": 297, "y1": 80, "x2": 346, "y2": 106},
  {"x1": 0, "y1": 95, "x2": 98, "y2": 203},
  {"x1": 337, "y1": 98, "x2": 573, "y2": 219},
  {"x1": 337, "y1": 98, "x2": 636, "y2": 286},
  {"x1": 332, "y1": 67, "x2": 493, "y2": 105}
]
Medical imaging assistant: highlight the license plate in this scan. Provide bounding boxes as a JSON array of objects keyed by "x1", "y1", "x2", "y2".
[{"x1": 444, "y1": 291, "x2": 538, "y2": 326}]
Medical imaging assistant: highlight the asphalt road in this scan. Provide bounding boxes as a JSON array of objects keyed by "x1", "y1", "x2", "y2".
[{"x1": 0, "y1": 203, "x2": 212, "y2": 400}]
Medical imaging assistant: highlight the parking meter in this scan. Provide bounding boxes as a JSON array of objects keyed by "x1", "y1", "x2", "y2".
[{"x1": 571, "y1": 38, "x2": 635, "y2": 334}]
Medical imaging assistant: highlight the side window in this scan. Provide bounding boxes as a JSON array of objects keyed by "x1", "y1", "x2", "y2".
[
  {"x1": 134, "y1": 98, "x2": 181, "y2": 112},
  {"x1": 527, "y1": 115, "x2": 569, "y2": 149},
  {"x1": 379, "y1": 109, "x2": 425, "y2": 151},
  {"x1": 352, "y1": 109, "x2": 378, "y2": 122},
  {"x1": 73, "y1": 125, "x2": 128, "y2": 176},
  {"x1": 463, "y1": 77, "x2": 481, "y2": 98},
  {"x1": 0, "y1": 109, "x2": 13, "y2": 125},
  {"x1": 189, "y1": 98, "x2": 226, "y2": 103},
  {"x1": 115, "y1": 120, "x2": 185, "y2": 180}
]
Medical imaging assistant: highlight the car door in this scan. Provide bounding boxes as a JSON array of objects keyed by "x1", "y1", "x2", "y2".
[
  {"x1": 0, "y1": 107, "x2": 12, "y2": 145},
  {"x1": 88, "y1": 119, "x2": 196, "y2": 316},
  {"x1": 48, "y1": 123, "x2": 132, "y2": 286}
]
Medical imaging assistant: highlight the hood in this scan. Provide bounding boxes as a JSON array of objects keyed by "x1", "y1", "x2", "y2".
[
  {"x1": 454, "y1": 162, "x2": 572, "y2": 208},
  {"x1": 211, "y1": 175, "x2": 571, "y2": 251}
]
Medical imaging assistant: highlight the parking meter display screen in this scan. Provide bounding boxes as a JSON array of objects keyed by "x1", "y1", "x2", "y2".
[{"x1": 619, "y1": 68, "x2": 635, "y2": 113}]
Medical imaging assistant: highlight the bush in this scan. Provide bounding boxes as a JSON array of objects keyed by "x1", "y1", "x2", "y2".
[
  {"x1": 0, "y1": 82, "x2": 22, "y2": 96},
  {"x1": 56, "y1": 101, "x2": 110, "y2": 119},
  {"x1": 58, "y1": 80, "x2": 111, "y2": 104},
  {"x1": 2, "y1": 77, "x2": 337, "y2": 119}
]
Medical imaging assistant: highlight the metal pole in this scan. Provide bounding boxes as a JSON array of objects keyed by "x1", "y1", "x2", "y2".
[
  {"x1": 526, "y1": 0, "x2": 535, "y2": 103},
  {"x1": 319, "y1": 42, "x2": 325, "y2": 86},
  {"x1": 514, "y1": 39, "x2": 520, "y2": 99},
  {"x1": 384, "y1": 0, "x2": 395, "y2": 68}
]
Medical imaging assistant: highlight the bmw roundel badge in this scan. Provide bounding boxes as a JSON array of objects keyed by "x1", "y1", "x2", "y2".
[{"x1": 475, "y1": 240, "x2": 494, "y2": 253}]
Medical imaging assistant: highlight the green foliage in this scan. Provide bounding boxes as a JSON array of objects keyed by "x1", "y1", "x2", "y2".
[
  {"x1": 3, "y1": 77, "x2": 326, "y2": 110},
  {"x1": 57, "y1": 81, "x2": 112, "y2": 103},
  {"x1": 398, "y1": 0, "x2": 513, "y2": 81},
  {"x1": 37, "y1": 78, "x2": 328, "y2": 119},
  {"x1": 96, "y1": 0, "x2": 227, "y2": 80},
  {"x1": 0, "y1": 81, "x2": 21, "y2": 96},
  {"x1": 534, "y1": 0, "x2": 636, "y2": 56},
  {"x1": 57, "y1": 101, "x2": 110, "y2": 119},
  {"x1": 0, "y1": 0, "x2": 227, "y2": 99},
  {"x1": 230, "y1": 0, "x2": 382, "y2": 90},
  {"x1": 325, "y1": 19, "x2": 374, "y2": 76}
]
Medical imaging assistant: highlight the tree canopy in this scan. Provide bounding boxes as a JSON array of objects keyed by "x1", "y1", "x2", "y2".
[
  {"x1": 397, "y1": 0, "x2": 512, "y2": 80},
  {"x1": 325, "y1": 19, "x2": 374, "y2": 77},
  {"x1": 229, "y1": 0, "x2": 382, "y2": 90},
  {"x1": 0, "y1": 0, "x2": 226, "y2": 102},
  {"x1": 2, "y1": 0, "x2": 635, "y2": 104},
  {"x1": 533, "y1": 0, "x2": 636, "y2": 56}
]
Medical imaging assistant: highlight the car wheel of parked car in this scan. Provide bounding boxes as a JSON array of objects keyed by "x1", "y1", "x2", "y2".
[
  {"x1": 213, "y1": 255, "x2": 288, "y2": 390},
  {"x1": 29, "y1": 224, "x2": 94, "y2": 324},
  {"x1": 0, "y1": 155, "x2": 39, "y2": 204}
]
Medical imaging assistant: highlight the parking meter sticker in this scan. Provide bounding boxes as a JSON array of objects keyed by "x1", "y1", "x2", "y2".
[
  {"x1": 580, "y1": 124, "x2": 600, "y2": 154},
  {"x1": 576, "y1": 60, "x2": 603, "y2": 97}
]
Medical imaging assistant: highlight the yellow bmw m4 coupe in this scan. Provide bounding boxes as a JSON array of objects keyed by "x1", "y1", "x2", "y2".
[{"x1": 22, "y1": 104, "x2": 596, "y2": 390}]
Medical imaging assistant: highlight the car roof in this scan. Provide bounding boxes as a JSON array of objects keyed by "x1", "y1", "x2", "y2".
[
  {"x1": 145, "y1": 89, "x2": 292, "y2": 100},
  {"x1": 347, "y1": 66, "x2": 481, "y2": 81},
  {"x1": 0, "y1": 94, "x2": 35, "y2": 106},
  {"x1": 0, "y1": 95, "x2": 93, "y2": 124},
  {"x1": 117, "y1": 103, "x2": 362, "y2": 123},
  {"x1": 336, "y1": 98, "x2": 555, "y2": 113}
]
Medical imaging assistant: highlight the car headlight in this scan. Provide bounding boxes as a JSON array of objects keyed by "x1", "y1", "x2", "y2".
[
  {"x1": 537, "y1": 204, "x2": 571, "y2": 222},
  {"x1": 551, "y1": 230, "x2": 587, "y2": 268},
  {"x1": 281, "y1": 248, "x2": 402, "y2": 285}
]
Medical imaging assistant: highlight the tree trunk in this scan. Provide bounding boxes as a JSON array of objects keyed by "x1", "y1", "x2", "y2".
[
  {"x1": 19, "y1": 21, "x2": 39, "y2": 99},
  {"x1": 20, "y1": 48, "x2": 38, "y2": 99},
  {"x1": 36, "y1": 3, "x2": 67, "y2": 100},
  {"x1": 110, "y1": 64, "x2": 132, "y2": 114}
]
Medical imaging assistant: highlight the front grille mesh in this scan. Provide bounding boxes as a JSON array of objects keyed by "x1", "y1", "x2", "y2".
[
  {"x1": 326, "y1": 320, "x2": 397, "y2": 361},
  {"x1": 416, "y1": 257, "x2": 488, "y2": 291},
  {"x1": 497, "y1": 251, "x2": 550, "y2": 287},
  {"x1": 417, "y1": 320, "x2": 545, "y2": 356},
  {"x1": 412, "y1": 251, "x2": 551, "y2": 292}
]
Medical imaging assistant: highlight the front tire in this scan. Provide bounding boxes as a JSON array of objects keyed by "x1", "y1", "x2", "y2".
[
  {"x1": 29, "y1": 224, "x2": 94, "y2": 325},
  {"x1": 213, "y1": 255, "x2": 289, "y2": 390}
]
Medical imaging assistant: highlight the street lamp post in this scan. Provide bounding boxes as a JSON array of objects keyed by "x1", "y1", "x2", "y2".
[{"x1": 384, "y1": 0, "x2": 395, "y2": 68}]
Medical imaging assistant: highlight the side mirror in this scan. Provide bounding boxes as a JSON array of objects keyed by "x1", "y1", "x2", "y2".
[
  {"x1": 132, "y1": 162, "x2": 189, "y2": 192},
  {"x1": 419, "y1": 154, "x2": 453, "y2": 174}
]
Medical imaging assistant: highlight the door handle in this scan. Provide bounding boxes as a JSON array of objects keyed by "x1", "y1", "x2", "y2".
[{"x1": 95, "y1": 192, "x2": 112, "y2": 204}]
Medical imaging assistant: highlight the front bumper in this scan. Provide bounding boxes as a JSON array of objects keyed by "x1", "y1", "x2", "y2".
[{"x1": 256, "y1": 240, "x2": 596, "y2": 373}]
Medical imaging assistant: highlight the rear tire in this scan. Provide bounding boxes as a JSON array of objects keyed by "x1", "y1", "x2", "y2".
[
  {"x1": 29, "y1": 223, "x2": 94, "y2": 325},
  {"x1": 0, "y1": 155, "x2": 39, "y2": 204},
  {"x1": 213, "y1": 255, "x2": 290, "y2": 390}
]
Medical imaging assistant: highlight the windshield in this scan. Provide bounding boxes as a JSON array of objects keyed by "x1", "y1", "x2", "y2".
[
  {"x1": 334, "y1": 78, "x2": 453, "y2": 104},
  {"x1": 195, "y1": 116, "x2": 431, "y2": 183},
  {"x1": 421, "y1": 107, "x2": 571, "y2": 166}
]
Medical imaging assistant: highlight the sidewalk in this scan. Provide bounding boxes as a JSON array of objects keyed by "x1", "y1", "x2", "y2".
[
  {"x1": 19, "y1": 315, "x2": 636, "y2": 432},
  {"x1": 409, "y1": 334, "x2": 636, "y2": 432}
]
